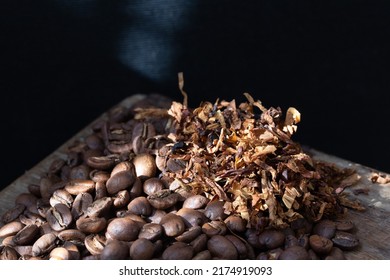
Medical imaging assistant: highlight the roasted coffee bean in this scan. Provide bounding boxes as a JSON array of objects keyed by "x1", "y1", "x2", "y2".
[
  {"x1": 71, "y1": 193, "x2": 93, "y2": 219},
  {"x1": 86, "y1": 155, "x2": 117, "y2": 170},
  {"x1": 113, "y1": 190, "x2": 130, "y2": 208},
  {"x1": 0, "y1": 246, "x2": 19, "y2": 260},
  {"x1": 50, "y1": 247, "x2": 71, "y2": 260},
  {"x1": 1, "y1": 204, "x2": 26, "y2": 224},
  {"x1": 148, "y1": 189, "x2": 180, "y2": 210},
  {"x1": 127, "y1": 197, "x2": 153, "y2": 216},
  {"x1": 111, "y1": 161, "x2": 134, "y2": 177},
  {"x1": 63, "y1": 241, "x2": 81, "y2": 260},
  {"x1": 133, "y1": 153, "x2": 157, "y2": 178},
  {"x1": 202, "y1": 221, "x2": 227, "y2": 237},
  {"x1": 146, "y1": 209, "x2": 166, "y2": 224},
  {"x1": 85, "y1": 134, "x2": 104, "y2": 151},
  {"x1": 1, "y1": 236, "x2": 16, "y2": 247},
  {"x1": 190, "y1": 233, "x2": 208, "y2": 254},
  {"x1": 182, "y1": 195, "x2": 210, "y2": 209},
  {"x1": 32, "y1": 233, "x2": 57, "y2": 257},
  {"x1": 258, "y1": 229, "x2": 285, "y2": 250},
  {"x1": 19, "y1": 211, "x2": 45, "y2": 226},
  {"x1": 335, "y1": 219, "x2": 355, "y2": 232},
  {"x1": 46, "y1": 203, "x2": 73, "y2": 231},
  {"x1": 176, "y1": 208, "x2": 208, "y2": 228},
  {"x1": 143, "y1": 178, "x2": 165, "y2": 195},
  {"x1": 245, "y1": 228, "x2": 262, "y2": 249},
  {"x1": 160, "y1": 213, "x2": 185, "y2": 237},
  {"x1": 95, "y1": 182, "x2": 108, "y2": 200},
  {"x1": 27, "y1": 184, "x2": 42, "y2": 198},
  {"x1": 225, "y1": 235, "x2": 248, "y2": 259},
  {"x1": 331, "y1": 231, "x2": 359, "y2": 250},
  {"x1": 284, "y1": 234, "x2": 299, "y2": 248},
  {"x1": 278, "y1": 246, "x2": 309, "y2": 260},
  {"x1": 204, "y1": 200, "x2": 228, "y2": 221},
  {"x1": 325, "y1": 246, "x2": 346, "y2": 260},
  {"x1": 117, "y1": 213, "x2": 146, "y2": 227},
  {"x1": 130, "y1": 177, "x2": 143, "y2": 199},
  {"x1": 12, "y1": 224, "x2": 39, "y2": 245},
  {"x1": 50, "y1": 189, "x2": 73, "y2": 208},
  {"x1": 101, "y1": 240, "x2": 129, "y2": 260},
  {"x1": 106, "y1": 170, "x2": 136, "y2": 195},
  {"x1": 162, "y1": 242, "x2": 194, "y2": 260},
  {"x1": 76, "y1": 216, "x2": 107, "y2": 234},
  {"x1": 106, "y1": 217, "x2": 140, "y2": 242},
  {"x1": 309, "y1": 234, "x2": 333, "y2": 255},
  {"x1": 175, "y1": 226, "x2": 202, "y2": 243},
  {"x1": 297, "y1": 234, "x2": 310, "y2": 249},
  {"x1": 65, "y1": 179, "x2": 95, "y2": 195},
  {"x1": 224, "y1": 215, "x2": 247, "y2": 233},
  {"x1": 313, "y1": 219, "x2": 336, "y2": 239},
  {"x1": 192, "y1": 250, "x2": 212, "y2": 260},
  {"x1": 90, "y1": 170, "x2": 110, "y2": 183},
  {"x1": 207, "y1": 235, "x2": 238, "y2": 260},
  {"x1": 85, "y1": 197, "x2": 113, "y2": 218},
  {"x1": 49, "y1": 159, "x2": 66, "y2": 174},
  {"x1": 58, "y1": 229, "x2": 86, "y2": 246},
  {"x1": 70, "y1": 165, "x2": 91, "y2": 180},
  {"x1": 130, "y1": 238, "x2": 155, "y2": 260},
  {"x1": 0, "y1": 221, "x2": 24, "y2": 238},
  {"x1": 138, "y1": 223, "x2": 163, "y2": 241},
  {"x1": 84, "y1": 234, "x2": 106, "y2": 255}
]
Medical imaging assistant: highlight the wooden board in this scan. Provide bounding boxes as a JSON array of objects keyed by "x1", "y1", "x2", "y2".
[{"x1": 1, "y1": 94, "x2": 389, "y2": 259}]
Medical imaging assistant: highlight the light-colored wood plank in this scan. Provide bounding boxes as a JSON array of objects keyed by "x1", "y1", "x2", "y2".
[{"x1": 1, "y1": 95, "x2": 389, "y2": 259}]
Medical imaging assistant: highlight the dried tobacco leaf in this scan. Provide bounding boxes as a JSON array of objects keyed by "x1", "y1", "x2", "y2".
[{"x1": 136, "y1": 84, "x2": 362, "y2": 229}]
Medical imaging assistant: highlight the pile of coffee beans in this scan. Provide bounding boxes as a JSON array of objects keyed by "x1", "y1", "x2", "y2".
[{"x1": 0, "y1": 97, "x2": 359, "y2": 260}]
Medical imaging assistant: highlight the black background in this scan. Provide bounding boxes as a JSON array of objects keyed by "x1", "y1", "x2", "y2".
[{"x1": 1, "y1": 0, "x2": 389, "y2": 190}]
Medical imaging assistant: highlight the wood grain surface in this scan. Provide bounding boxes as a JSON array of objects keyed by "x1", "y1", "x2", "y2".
[{"x1": 1, "y1": 94, "x2": 389, "y2": 259}]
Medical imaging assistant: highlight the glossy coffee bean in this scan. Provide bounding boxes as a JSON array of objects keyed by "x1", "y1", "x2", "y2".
[
  {"x1": 278, "y1": 246, "x2": 309, "y2": 260},
  {"x1": 192, "y1": 250, "x2": 212, "y2": 260},
  {"x1": 190, "y1": 233, "x2": 208, "y2": 254},
  {"x1": 160, "y1": 213, "x2": 185, "y2": 237},
  {"x1": 106, "y1": 170, "x2": 136, "y2": 195},
  {"x1": 0, "y1": 221, "x2": 24, "y2": 238},
  {"x1": 76, "y1": 216, "x2": 107, "y2": 234},
  {"x1": 204, "y1": 200, "x2": 227, "y2": 221},
  {"x1": 50, "y1": 189, "x2": 73, "y2": 208},
  {"x1": 46, "y1": 203, "x2": 73, "y2": 231},
  {"x1": 202, "y1": 221, "x2": 227, "y2": 237},
  {"x1": 224, "y1": 215, "x2": 247, "y2": 233},
  {"x1": 176, "y1": 208, "x2": 208, "y2": 227},
  {"x1": 32, "y1": 233, "x2": 57, "y2": 257},
  {"x1": 143, "y1": 178, "x2": 165, "y2": 195},
  {"x1": 101, "y1": 240, "x2": 129, "y2": 260},
  {"x1": 50, "y1": 247, "x2": 71, "y2": 260},
  {"x1": 1, "y1": 204, "x2": 26, "y2": 224},
  {"x1": 0, "y1": 246, "x2": 19, "y2": 260},
  {"x1": 130, "y1": 238, "x2": 155, "y2": 260},
  {"x1": 127, "y1": 197, "x2": 152, "y2": 216},
  {"x1": 85, "y1": 197, "x2": 113, "y2": 218},
  {"x1": 258, "y1": 229, "x2": 285, "y2": 250},
  {"x1": 225, "y1": 235, "x2": 248, "y2": 259},
  {"x1": 183, "y1": 195, "x2": 210, "y2": 209},
  {"x1": 64, "y1": 179, "x2": 95, "y2": 195},
  {"x1": 309, "y1": 234, "x2": 333, "y2": 255},
  {"x1": 106, "y1": 217, "x2": 140, "y2": 242},
  {"x1": 335, "y1": 219, "x2": 355, "y2": 232},
  {"x1": 162, "y1": 242, "x2": 194, "y2": 260},
  {"x1": 12, "y1": 224, "x2": 40, "y2": 246},
  {"x1": 331, "y1": 231, "x2": 359, "y2": 250},
  {"x1": 148, "y1": 189, "x2": 180, "y2": 210},
  {"x1": 133, "y1": 154, "x2": 157, "y2": 178},
  {"x1": 58, "y1": 229, "x2": 86, "y2": 246},
  {"x1": 207, "y1": 235, "x2": 238, "y2": 260},
  {"x1": 138, "y1": 223, "x2": 163, "y2": 242},
  {"x1": 175, "y1": 226, "x2": 202, "y2": 243},
  {"x1": 84, "y1": 234, "x2": 106, "y2": 255}
]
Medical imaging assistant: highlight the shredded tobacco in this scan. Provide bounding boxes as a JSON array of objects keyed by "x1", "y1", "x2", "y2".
[{"x1": 135, "y1": 77, "x2": 363, "y2": 229}]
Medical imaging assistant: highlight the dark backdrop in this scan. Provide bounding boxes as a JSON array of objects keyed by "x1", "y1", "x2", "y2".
[{"x1": 1, "y1": 0, "x2": 389, "y2": 189}]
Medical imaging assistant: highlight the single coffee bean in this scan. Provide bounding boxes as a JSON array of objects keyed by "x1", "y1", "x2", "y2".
[
  {"x1": 245, "y1": 228, "x2": 262, "y2": 249},
  {"x1": 86, "y1": 155, "x2": 117, "y2": 170},
  {"x1": 32, "y1": 233, "x2": 57, "y2": 257},
  {"x1": 297, "y1": 234, "x2": 310, "y2": 249},
  {"x1": 202, "y1": 221, "x2": 227, "y2": 237},
  {"x1": 106, "y1": 217, "x2": 140, "y2": 242},
  {"x1": 146, "y1": 209, "x2": 167, "y2": 224},
  {"x1": 95, "y1": 181, "x2": 107, "y2": 200},
  {"x1": 113, "y1": 190, "x2": 130, "y2": 208},
  {"x1": 147, "y1": 189, "x2": 180, "y2": 210},
  {"x1": 50, "y1": 247, "x2": 70, "y2": 260},
  {"x1": 106, "y1": 170, "x2": 136, "y2": 195},
  {"x1": 204, "y1": 200, "x2": 228, "y2": 221},
  {"x1": 335, "y1": 219, "x2": 355, "y2": 232},
  {"x1": 313, "y1": 219, "x2": 336, "y2": 239},
  {"x1": 176, "y1": 208, "x2": 208, "y2": 228},
  {"x1": 258, "y1": 229, "x2": 285, "y2": 250},
  {"x1": 71, "y1": 192, "x2": 93, "y2": 219},
  {"x1": 284, "y1": 234, "x2": 299, "y2": 248},
  {"x1": 50, "y1": 189, "x2": 73, "y2": 208},
  {"x1": 309, "y1": 234, "x2": 333, "y2": 255},
  {"x1": 278, "y1": 246, "x2": 309, "y2": 260},
  {"x1": 192, "y1": 250, "x2": 212, "y2": 260},
  {"x1": 0, "y1": 221, "x2": 24, "y2": 238},
  {"x1": 127, "y1": 197, "x2": 153, "y2": 216},
  {"x1": 224, "y1": 215, "x2": 247, "y2": 233},
  {"x1": 133, "y1": 154, "x2": 157, "y2": 178},
  {"x1": 90, "y1": 170, "x2": 110, "y2": 183},
  {"x1": 49, "y1": 158, "x2": 66, "y2": 174},
  {"x1": 65, "y1": 179, "x2": 95, "y2": 195},
  {"x1": 0, "y1": 246, "x2": 19, "y2": 260},
  {"x1": 85, "y1": 133, "x2": 104, "y2": 151},
  {"x1": 143, "y1": 178, "x2": 165, "y2": 195},
  {"x1": 129, "y1": 177, "x2": 143, "y2": 199},
  {"x1": 19, "y1": 211, "x2": 45, "y2": 227},
  {"x1": 1, "y1": 204, "x2": 26, "y2": 224},
  {"x1": 182, "y1": 195, "x2": 210, "y2": 209},
  {"x1": 331, "y1": 231, "x2": 359, "y2": 250},
  {"x1": 58, "y1": 229, "x2": 86, "y2": 246},
  {"x1": 110, "y1": 161, "x2": 134, "y2": 177},
  {"x1": 325, "y1": 246, "x2": 346, "y2": 260},
  {"x1": 84, "y1": 234, "x2": 106, "y2": 255},
  {"x1": 138, "y1": 223, "x2": 163, "y2": 242},
  {"x1": 130, "y1": 238, "x2": 155, "y2": 260},
  {"x1": 46, "y1": 203, "x2": 73, "y2": 231},
  {"x1": 63, "y1": 241, "x2": 81, "y2": 260},
  {"x1": 225, "y1": 234, "x2": 248, "y2": 259},
  {"x1": 268, "y1": 248, "x2": 284, "y2": 260},
  {"x1": 207, "y1": 235, "x2": 238, "y2": 260},
  {"x1": 85, "y1": 197, "x2": 113, "y2": 218},
  {"x1": 1, "y1": 236, "x2": 16, "y2": 247},
  {"x1": 69, "y1": 164, "x2": 91, "y2": 180},
  {"x1": 175, "y1": 226, "x2": 202, "y2": 243},
  {"x1": 101, "y1": 240, "x2": 129, "y2": 260},
  {"x1": 162, "y1": 242, "x2": 194, "y2": 260},
  {"x1": 76, "y1": 216, "x2": 107, "y2": 234},
  {"x1": 12, "y1": 224, "x2": 40, "y2": 246},
  {"x1": 190, "y1": 233, "x2": 208, "y2": 254},
  {"x1": 160, "y1": 213, "x2": 186, "y2": 237}
]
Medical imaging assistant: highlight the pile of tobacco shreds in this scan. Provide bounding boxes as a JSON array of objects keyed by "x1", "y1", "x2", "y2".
[{"x1": 145, "y1": 91, "x2": 362, "y2": 230}]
